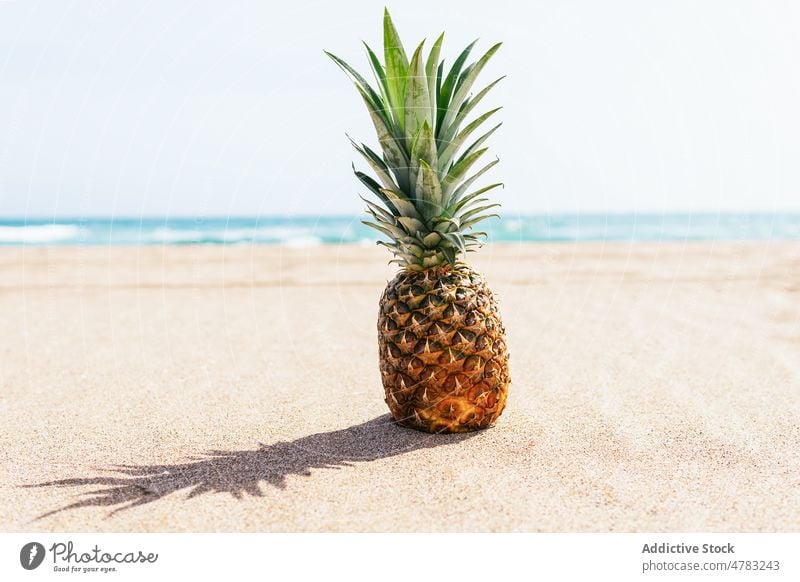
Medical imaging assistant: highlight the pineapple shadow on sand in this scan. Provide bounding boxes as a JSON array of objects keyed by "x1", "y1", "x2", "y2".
[{"x1": 27, "y1": 414, "x2": 478, "y2": 519}]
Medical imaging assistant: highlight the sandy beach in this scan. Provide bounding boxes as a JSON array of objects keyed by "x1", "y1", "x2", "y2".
[{"x1": 1, "y1": 242, "x2": 798, "y2": 532}]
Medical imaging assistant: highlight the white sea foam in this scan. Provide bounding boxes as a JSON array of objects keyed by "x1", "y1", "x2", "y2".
[
  {"x1": 138, "y1": 226, "x2": 326, "y2": 246},
  {"x1": 148, "y1": 228, "x2": 203, "y2": 243},
  {"x1": 252, "y1": 226, "x2": 314, "y2": 241},
  {"x1": 0, "y1": 224, "x2": 82, "y2": 243},
  {"x1": 219, "y1": 228, "x2": 257, "y2": 242},
  {"x1": 283, "y1": 236, "x2": 322, "y2": 248},
  {"x1": 213, "y1": 226, "x2": 319, "y2": 243},
  {"x1": 0, "y1": 214, "x2": 796, "y2": 246}
]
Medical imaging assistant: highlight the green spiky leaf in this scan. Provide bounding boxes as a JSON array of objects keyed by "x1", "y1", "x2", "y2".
[
  {"x1": 436, "y1": 40, "x2": 477, "y2": 135},
  {"x1": 425, "y1": 33, "x2": 444, "y2": 122},
  {"x1": 362, "y1": 41, "x2": 392, "y2": 116},
  {"x1": 440, "y1": 43, "x2": 502, "y2": 133},
  {"x1": 325, "y1": 51, "x2": 389, "y2": 125},
  {"x1": 439, "y1": 108, "x2": 501, "y2": 171},
  {"x1": 442, "y1": 147, "x2": 488, "y2": 198},
  {"x1": 449, "y1": 183, "x2": 503, "y2": 216},
  {"x1": 383, "y1": 8, "x2": 409, "y2": 131},
  {"x1": 416, "y1": 158, "x2": 443, "y2": 220},
  {"x1": 404, "y1": 41, "x2": 432, "y2": 144},
  {"x1": 441, "y1": 75, "x2": 505, "y2": 144},
  {"x1": 448, "y1": 158, "x2": 500, "y2": 204},
  {"x1": 409, "y1": 121, "x2": 437, "y2": 188}
]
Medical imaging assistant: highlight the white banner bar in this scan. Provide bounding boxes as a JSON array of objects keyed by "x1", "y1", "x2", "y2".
[{"x1": 1, "y1": 533, "x2": 798, "y2": 581}]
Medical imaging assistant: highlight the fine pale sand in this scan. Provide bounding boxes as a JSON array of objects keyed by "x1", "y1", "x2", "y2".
[{"x1": 1, "y1": 242, "x2": 799, "y2": 532}]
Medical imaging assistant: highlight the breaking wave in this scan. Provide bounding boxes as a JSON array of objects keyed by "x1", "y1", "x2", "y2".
[{"x1": 0, "y1": 214, "x2": 798, "y2": 246}]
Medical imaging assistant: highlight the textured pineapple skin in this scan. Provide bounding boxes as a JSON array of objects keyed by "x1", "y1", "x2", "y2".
[{"x1": 378, "y1": 264, "x2": 510, "y2": 433}]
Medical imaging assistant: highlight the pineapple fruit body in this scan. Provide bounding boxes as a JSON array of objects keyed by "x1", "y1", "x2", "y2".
[{"x1": 379, "y1": 264, "x2": 510, "y2": 432}]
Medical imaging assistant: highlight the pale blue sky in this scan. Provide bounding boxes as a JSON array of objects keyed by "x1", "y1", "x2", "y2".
[{"x1": 0, "y1": 0, "x2": 798, "y2": 217}]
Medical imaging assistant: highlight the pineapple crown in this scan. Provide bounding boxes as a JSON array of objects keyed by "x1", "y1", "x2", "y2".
[{"x1": 326, "y1": 8, "x2": 504, "y2": 272}]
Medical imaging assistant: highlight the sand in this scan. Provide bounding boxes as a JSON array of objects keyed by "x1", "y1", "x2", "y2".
[{"x1": 1, "y1": 242, "x2": 798, "y2": 532}]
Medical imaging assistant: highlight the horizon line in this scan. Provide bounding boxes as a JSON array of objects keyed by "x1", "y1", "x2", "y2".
[{"x1": 3, "y1": 210, "x2": 800, "y2": 221}]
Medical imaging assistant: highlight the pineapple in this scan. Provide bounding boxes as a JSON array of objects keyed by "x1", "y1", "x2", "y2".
[{"x1": 326, "y1": 9, "x2": 510, "y2": 433}]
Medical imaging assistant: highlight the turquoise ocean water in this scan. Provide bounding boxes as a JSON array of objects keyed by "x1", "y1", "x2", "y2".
[{"x1": 0, "y1": 214, "x2": 798, "y2": 246}]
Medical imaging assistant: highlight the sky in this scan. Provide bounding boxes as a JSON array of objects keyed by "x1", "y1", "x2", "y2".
[{"x1": 0, "y1": 0, "x2": 799, "y2": 217}]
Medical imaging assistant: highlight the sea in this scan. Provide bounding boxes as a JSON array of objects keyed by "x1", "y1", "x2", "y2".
[{"x1": 0, "y1": 214, "x2": 798, "y2": 246}]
